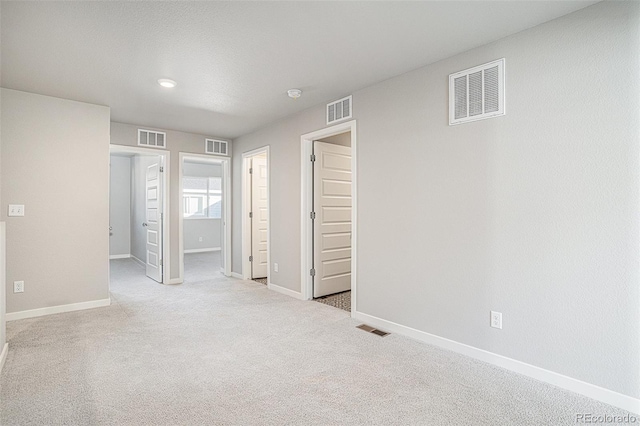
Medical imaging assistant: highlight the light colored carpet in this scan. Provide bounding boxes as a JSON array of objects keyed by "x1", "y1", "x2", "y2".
[
  {"x1": 1, "y1": 258, "x2": 632, "y2": 425},
  {"x1": 315, "y1": 290, "x2": 351, "y2": 312}
]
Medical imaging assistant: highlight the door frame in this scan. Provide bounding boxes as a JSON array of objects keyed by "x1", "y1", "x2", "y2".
[
  {"x1": 109, "y1": 144, "x2": 171, "y2": 284},
  {"x1": 178, "y1": 152, "x2": 232, "y2": 280},
  {"x1": 241, "y1": 146, "x2": 271, "y2": 282},
  {"x1": 300, "y1": 120, "x2": 357, "y2": 315}
]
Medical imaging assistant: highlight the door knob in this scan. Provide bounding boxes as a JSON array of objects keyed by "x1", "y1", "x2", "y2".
[{"x1": 142, "y1": 222, "x2": 148, "y2": 227}]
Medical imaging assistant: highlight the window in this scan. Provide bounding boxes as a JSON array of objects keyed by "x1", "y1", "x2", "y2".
[{"x1": 183, "y1": 176, "x2": 222, "y2": 219}]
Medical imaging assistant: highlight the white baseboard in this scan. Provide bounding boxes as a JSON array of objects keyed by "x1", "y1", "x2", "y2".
[
  {"x1": 0, "y1": 343, "x2": 8, "y2": 373},
  {"x1": 130, "y1": 255, "x2": 145, "y2": 267},
  {"x1": 184, "y1": 247, "x2": 221, "y2": 254},
  {"x1": 267, "y1": 282, "x2": 304, "y2": 300},
  {"x1": 353, "y1": 311, "x2": 639, "y2": 415},
  {"x1": 6, "y1": 298, "x2": 112, "y2": 322},
  {"x1": 231, "y1": 272, "x2": 244, "y2": 279},
  {"x1": 164, "y1": 278, "x2": 182, "y2": 285},
  {"x1": 109, "y1": 254, "x2": 130, "y2": 260}
]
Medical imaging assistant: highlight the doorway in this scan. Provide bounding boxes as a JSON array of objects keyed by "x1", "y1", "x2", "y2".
[
  {"x1": 109, "y1": 145, "x2": 170, "y2": 286},
  {"x1": 178, "y1": 153, "x2": 232, "y2": 283},
  {"x1": 300, "y1": 121, "x2": 357, "y2": 314},
  {"x1": 242, "y1": 147, "x2": 270, "y2": 285}
]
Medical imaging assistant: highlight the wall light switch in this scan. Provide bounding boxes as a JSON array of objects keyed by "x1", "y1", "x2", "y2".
[
  {"x1": 274, "y1": 263, "x2": 279, "y2": 272},
  {"x1": 490, "y1": 311, "x2": 502, "y2": 329},
  {"x1": 8, "y1": 205, "x2": 24, "y2": 217},
  {"x1": 198, "y1": 237, "x2": 203, "y2": 242},
  {"x1": 14, "y1": 281, "x2": 24, "y2": 293}
]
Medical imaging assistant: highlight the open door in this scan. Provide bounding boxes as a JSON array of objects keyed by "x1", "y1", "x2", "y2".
[
  {"x1": 250, "y1": 155, "x2": 268, "y2": 278},
  {"x1": 313, "y1": 141, "x2": 352, "y2": 297},
  {"x1": 145, "y1": 161, "x2": 163, "y2": 282}
]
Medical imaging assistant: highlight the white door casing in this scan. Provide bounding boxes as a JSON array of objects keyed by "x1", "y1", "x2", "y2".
[
  {"x1": 313, "y1": 141, "x2": 352, "y2": 297},
  {"x1": 251, "y1": 155, "x2": 268, "y2": 278},
  {"x1": 145, "y1": 161, "x2": 163, "y2": 282}
]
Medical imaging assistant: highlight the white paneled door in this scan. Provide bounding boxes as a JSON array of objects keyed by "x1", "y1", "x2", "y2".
[
  {"x1": 313, "y1": 141, "x2": 352, "y2": 297},
  {"x1": 145, "y1": 161, "x2": 163, "y2": 283},
  {"x1": 251, "y1": 155, "x2": 268, "y2": 279}
]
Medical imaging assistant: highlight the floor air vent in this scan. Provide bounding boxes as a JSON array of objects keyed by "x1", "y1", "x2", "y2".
[{"x1": 357, "y1": 324, "x2": 390, "y2": 337}]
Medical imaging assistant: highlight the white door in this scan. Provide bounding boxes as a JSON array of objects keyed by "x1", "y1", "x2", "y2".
[
  {"x1": 313, "y1": 141, "x2": 352, "y2": 297},
  {"x1": 251, "y1": 155, "x2": 268, "y2": 278},
  {"x1": 145, "y1": 161, "x2": 163, "y2": 282}
]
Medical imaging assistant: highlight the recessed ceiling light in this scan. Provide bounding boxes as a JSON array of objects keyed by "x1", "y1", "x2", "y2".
[
  {"x1": 158, "y1": 79, "x2": 177, "y2": 88},
  {"x1": 287, "y1": 89, "x2": 302, "y2": 99}
]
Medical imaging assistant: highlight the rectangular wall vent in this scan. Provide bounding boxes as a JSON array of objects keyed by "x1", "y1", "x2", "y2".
[
  {"x1": 327, "y1": 95, "x2": 352, "y2": 125},
  {"x1": 205, "y1": 139, "x2": 229, "y2": 156},
  {"x1": 356, "y1": 324, "x2": 390, "y2": 337},
  {"x1": 138, "y1": 129, "x2": 166, "y2": 148},
  {"x1": 449, "y1": 58, "x2": 505, "y2": 125}
]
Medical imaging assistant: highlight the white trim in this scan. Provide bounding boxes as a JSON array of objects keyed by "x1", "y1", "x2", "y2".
[
  {"x1": 6, "y1": 298, "x2": 112, "y2": 322},
  {"x1": 130, "y1": 255, "x2": 145, "y2": 267},
  {"x1": 178, "y1": 153, "x2": 232, "y2": 281},
  {"x1": 353, "y1": 311, "x2": 640, "y2": 415},
  {"x1": 231, "y1": 272, "x2": 244, "y2": 280},
  {"x1": 300, "y1": 120, "x2": 357, "y2": 315},
  {"x1": 0, "y1": 343, "x2": 8, "y2": 373},
  {"x1": 241, "y1": 146, "x2": 271, "y2": 281},
  {"x1": 267, "y1": 283, "x2": 304, "y2": 300},
  {"x1": 109, "y1": 145, "x2": 171, "y2": 285},
  {"x1": 184, "y1": 247, "x2": 221, "y2": 254},
  {"x1": 109, "y1": 254, "x2": 131, "y2": 260}
]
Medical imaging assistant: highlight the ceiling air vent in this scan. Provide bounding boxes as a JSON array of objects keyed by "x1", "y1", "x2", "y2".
[
  {"x1": 205, "y1": 139, "x2": 229, "y2": 156},
  {"x1": 449, "y1": 58, "x2": 505, "y2": 125},
  {"x1": 327, "y1": 95, "x2": 352, "y2": 125},
  {"x1": 138, "y1": 129, "x2": 166, "y2": 148}
]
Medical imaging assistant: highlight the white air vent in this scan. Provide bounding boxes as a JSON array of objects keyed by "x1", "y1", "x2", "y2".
[
  {"x1": 205, "y1": 139, "x2": 229, "y2": 156},
  {"x1": 138, "y1": 129, "x2": 166, "y2": 148},
  {"x1": 449, "y1": 59, "x2": 505, "y2": 125},
  {"x1": 327, "y1": 95, "x2": 352, "y2": 125}
]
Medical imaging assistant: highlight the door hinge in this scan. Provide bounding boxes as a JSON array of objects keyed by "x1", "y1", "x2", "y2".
[
  {"x1": 159, "y1": 166, "x2": 164, "y2": 173},
  {"x1": 160, "y1": 259, "x2": 163, "y2": 266},
  {"x1": 249, "y1": 256, "x2": 253, "y2": 262},
  {"x1": 249, "y1": 212, "x2": 253, "y2": 218},
  {"x1": 310, "y1": 268, "x2": 316, "y2": 277},
  {"x1": 310, "y1": 211, "x2": 316, "y2": 220},
  {"x1": 249, "y1": 168, "x2": 253, "y2": 174},
  {"x1": 310, "y1": 154, "x2": 316, "y2": 162}
]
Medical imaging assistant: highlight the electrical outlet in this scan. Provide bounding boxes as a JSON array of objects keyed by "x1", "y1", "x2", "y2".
[
  {"x1": 490, "y1": 311, "x2": 502, "y2": 329},
  {"x1": 274, "y1": 263, "x2": 279, "y2": 272},
  {"x1": 8, "y1": 205, "x2": 25, "y2": 217},
  {"x1": 14, "y1": 281, "x2": 24, "y2": 293},
  {"x1": 198, "y1": 237, "x2": 203, "y2": 242}
]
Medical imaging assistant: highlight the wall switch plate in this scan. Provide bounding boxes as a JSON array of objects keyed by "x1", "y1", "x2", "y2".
[
  {"x1": 490, "y1": 311, "x2": 502, "y2": 329},
  {"x1": 8, "y1": 205, "x2": 25, "y2": 217},
  {"x1": 198, "y1": 237, "x2": 203, "y2": 242},
  {"x1": 274, "y1": 263, "x2": 278, "y2": 272},
  {"x1": 14, "y1": 281, "x2": 24, "y2": 293}
]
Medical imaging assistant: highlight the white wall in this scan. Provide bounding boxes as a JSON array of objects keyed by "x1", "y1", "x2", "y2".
[
  {"x1": 1, "y1": 89, "x2": 111, "y2": 313},
  {"x1": 232, "y1": 1, "x2": 639, "y2": 401},
  {"x1": 110, "y1": 122, "x2": 230, "y2": 280},
  {"x1": 109, "y1": 155, "x2": 131, "y2": 257}
]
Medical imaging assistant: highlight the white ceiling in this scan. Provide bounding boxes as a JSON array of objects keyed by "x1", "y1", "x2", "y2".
[{"x1": 1, "y1": 1, "x2": 596, "y2": 139}]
